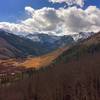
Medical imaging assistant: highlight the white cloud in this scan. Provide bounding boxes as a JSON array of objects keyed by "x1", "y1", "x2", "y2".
[
  {"x1": 0, "y1": 6, "x2": 100, "y2": 36},
  {"x1": 49, "y1": 0, "x2": 84, "y2": 7},
  {"x1": 25, "y1": 6, "x2": 35, "y2": 16}
]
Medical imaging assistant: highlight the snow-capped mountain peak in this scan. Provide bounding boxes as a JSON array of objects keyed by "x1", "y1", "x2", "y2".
[{"x1": 72, "y1": 32, "x2": 94, "y2": 41}]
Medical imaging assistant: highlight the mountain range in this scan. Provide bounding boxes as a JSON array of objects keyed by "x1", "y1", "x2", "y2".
[
  {"x1": 0, "y1": 29, "x2": 95, "y2": 59},
  {"x1": 0, "y1": 29, "x2": 74, "y2": 59},
  {"x1": 0, "y1": 31, "x2": 100, "y2": 100}
]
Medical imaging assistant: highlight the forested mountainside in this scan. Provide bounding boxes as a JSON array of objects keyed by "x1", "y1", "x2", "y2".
[{"x1": 0, "y1": 32, "x2": 100, "y2": 100}]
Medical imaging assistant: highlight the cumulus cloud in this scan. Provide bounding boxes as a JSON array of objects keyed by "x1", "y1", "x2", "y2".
[
  {"x1": 0, "y1": 6, "x2": 100, "y2": 36},
  {"x1": 25, "y1": 6, "x2": 35, "y2": 16},
  {"x1": 49, "y1": 0, "x2": 84, "y2": 7}
]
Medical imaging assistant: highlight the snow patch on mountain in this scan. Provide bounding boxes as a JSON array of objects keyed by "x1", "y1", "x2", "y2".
[{"x1": 72, "y1": 32, "x2": 94, "y2": 41}]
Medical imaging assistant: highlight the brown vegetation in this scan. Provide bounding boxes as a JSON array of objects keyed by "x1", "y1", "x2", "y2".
[
  {"x1": 0, "y1": 50, "x2": 100, "y2": 100},
  {"x1": 0, "y1": 46, "x2": 68, "y2": 69},
  {"x1": 19, "y1": 46, "x2": 69, "y2": 68},
  {"x1": 0, "y1": 32, "x2": 100, "y2": 100}
]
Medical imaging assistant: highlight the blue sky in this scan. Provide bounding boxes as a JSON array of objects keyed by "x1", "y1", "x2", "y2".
[
  {"x1": 0, "y1": 0, "x2": 65, "y2": 22},
  {"x1": 0, "y1": 0, "x2": 99, "y2": 22}
]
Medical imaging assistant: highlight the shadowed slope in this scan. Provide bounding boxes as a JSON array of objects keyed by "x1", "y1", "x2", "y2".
[
  {"x1": 0, "y1": 32, "x2": 100, "y2": 100},
  {"x1": 0, "y1": 29, "x2": 74, "y2": 59}
]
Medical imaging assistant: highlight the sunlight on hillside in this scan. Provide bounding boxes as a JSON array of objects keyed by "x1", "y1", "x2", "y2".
[
  {"x1": 0, "y1": 47, "x2": 69, "y2": 69},
  {"x1": 19, "y1": 47, "x2": 69, "y2": 68}
]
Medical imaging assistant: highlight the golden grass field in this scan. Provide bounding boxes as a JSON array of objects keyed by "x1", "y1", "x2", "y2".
[
  {"x1": 0, "y1": 46, "x2": 69, "y2": 69},
  {"x1": 19, "y1": 46, "x2": 69, "y2": 68}
]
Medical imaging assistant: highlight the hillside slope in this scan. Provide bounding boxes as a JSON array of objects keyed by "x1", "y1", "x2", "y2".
[
  {"x1": 54, "y1": 32, "x2": 100, "y2": 64},
  {"x1": 0, "y1": 29, "x2": 74, "y2": 59},
  {"x1": 19, "y1": 46, "x2": 69, "y2": 68},
  {"x1": 0, "y1": 32, "x2": 100, "y2": 100}
]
